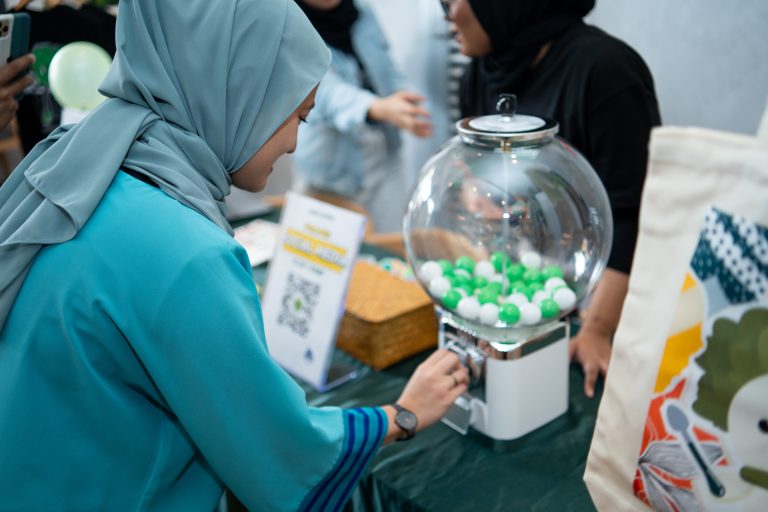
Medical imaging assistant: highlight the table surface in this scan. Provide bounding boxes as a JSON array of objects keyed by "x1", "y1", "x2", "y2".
[
  {"x1": 305, "y1": 352, "x2": 602, "y2": 512},
  {"x1": 239, "y1": 210, "x2": 601, "y2": 512}
]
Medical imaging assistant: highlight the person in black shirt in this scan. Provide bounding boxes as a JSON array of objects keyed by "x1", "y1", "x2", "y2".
[{"x1": 445, "y1": 0, "x2": 661, "y2": 397}]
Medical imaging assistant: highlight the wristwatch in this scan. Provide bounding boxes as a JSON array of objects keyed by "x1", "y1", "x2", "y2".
[{"x1": 392, "y1": 403, "x2": 418, "y2": 441}]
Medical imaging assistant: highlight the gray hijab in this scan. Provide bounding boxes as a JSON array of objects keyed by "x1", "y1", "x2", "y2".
[{"x1": 0, "y1": 0, "x2": 331, "y2": 331}]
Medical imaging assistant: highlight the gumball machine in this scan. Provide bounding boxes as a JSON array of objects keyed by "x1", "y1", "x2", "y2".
[{"x1": 403, "y1": 95, "x2": 613, "y2": 444}]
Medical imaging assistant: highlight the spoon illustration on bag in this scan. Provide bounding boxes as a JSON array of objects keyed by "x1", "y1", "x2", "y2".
[{"x1": 665, "y1": 402, "x2": 726, "y2": 497}]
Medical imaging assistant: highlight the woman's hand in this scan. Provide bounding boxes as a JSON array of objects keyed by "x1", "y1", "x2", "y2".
[
  {"x1": 568, "y1": 268, "x2": 629, "y2": 398},
  {"x1": 382, "y1": 349, "x2": 468, "y2": 443},
  {"x1": 368, "y1": 91, "x2": 433, "y2": 138},
  {"x1": 569, "y1": 328, "x2": 612, "y2": 398},
  {"x1": 0, "y1": 54, "x2": 35, "y2": 131}
]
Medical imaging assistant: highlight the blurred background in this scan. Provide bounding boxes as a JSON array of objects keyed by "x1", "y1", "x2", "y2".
[{"x1": 1, "y1": 0, "x2": 766, "y2": 198}]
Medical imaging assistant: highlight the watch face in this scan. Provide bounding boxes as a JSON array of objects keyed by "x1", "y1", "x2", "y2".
[{"x1": 396, "y1": 409, "x2": 418, "y2": 431}]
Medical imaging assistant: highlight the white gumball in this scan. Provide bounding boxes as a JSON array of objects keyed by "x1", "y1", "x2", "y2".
[
  {"x1": 519, "y1": 303, "x2": 542, "y2": 325},
  {"x1": 505, "y1": 292, "x2": 529, "y2": 307},
  {"x1": 532, "y1": 290, "x2": 550, "y2": 305},
  {"x1": 419, "y1": 260, "x2": 442, "y2": 282},
  {"x1": 457, "y1": 296, "x2": 481, "y2": 320},
  {"x1": 428, "y1": 277, "x2": 451, "y2": 298},
  {"x1": 520, "y1": 251, "x2": 542, "y2": 270},
  {"x1": 455, "y1": 287, "x2": 468, "y2": 297},
  {"x1": 544, "y1": 277, "x2": 567, "y2": 293},
  {"x1": 479, "y1": 303, "x2": 500, "y2": 326},
  {"x1": 553, "y1": 287, "x2": 577, "y2": 311},
  {"x1": 474, "y1": 260, "x2": 495, "y2": 279}
]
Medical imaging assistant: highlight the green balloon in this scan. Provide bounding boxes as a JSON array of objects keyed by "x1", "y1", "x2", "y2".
[{"x1": 49, "y1": 42, "x2": 112, "y2": 111}]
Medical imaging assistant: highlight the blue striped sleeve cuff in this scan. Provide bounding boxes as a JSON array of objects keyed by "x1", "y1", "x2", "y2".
[{"x1": 299, "y1": 407, "x2": 386, "y2": 512}]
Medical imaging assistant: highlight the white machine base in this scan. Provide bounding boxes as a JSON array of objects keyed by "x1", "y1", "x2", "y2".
[
  {"x1": 441, "y1": 321, "x2": 569, "y2": 442},
  {"x1": 471, "y1": 335, "x2": 568, "y2": 440}
]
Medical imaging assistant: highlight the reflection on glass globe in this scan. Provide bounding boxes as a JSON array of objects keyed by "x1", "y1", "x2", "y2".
[
  {"x1": 404, "y1": 123, "x2": 612, "y2": 340},
  {"x1": 49, "y1": 42, "x2": 112, "y2": 111}
]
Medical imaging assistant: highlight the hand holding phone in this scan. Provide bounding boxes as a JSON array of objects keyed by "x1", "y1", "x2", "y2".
[
  {"x1": 0, "y1": 12, "x2": 32, "y2": 130},
  {"x1": 0, "y1": 54, "x2": 35, "y2": 131},
  {"x1": 0, "y1": 12, "x2": 30, "y2": 65}
]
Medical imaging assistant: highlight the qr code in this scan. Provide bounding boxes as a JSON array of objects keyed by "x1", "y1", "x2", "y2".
[{"x1": 277, "y1": 273, "x2": 320, "y2": 338}]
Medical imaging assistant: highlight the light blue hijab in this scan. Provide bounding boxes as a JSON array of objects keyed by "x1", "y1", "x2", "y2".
[{"x1": 0, "y1": 0, "x2": 331, "y2": 331}]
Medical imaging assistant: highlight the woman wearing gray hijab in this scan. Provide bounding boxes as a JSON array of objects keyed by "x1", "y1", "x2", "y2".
[{"x1": 0, "y1": 1, "x2": 468, "y2": 509}]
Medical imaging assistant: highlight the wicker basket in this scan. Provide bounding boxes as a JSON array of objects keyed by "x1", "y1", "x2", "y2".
[{"x1": 336, "y1": 262, "x2": 438, "y2": 370}]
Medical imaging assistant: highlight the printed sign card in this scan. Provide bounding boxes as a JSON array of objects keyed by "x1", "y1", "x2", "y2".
[{"x1": 262, "y1": 192, "x2": 366, "y2": 391}]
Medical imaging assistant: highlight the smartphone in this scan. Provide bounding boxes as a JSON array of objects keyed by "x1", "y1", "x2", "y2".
[{"x1": 0, "y1": 12, "x2": 31, "y2": 66}]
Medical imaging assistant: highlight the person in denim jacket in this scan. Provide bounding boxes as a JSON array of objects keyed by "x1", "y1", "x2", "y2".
[{"x1": 293, "y1": 0, "x2": 433, "y2": 232}]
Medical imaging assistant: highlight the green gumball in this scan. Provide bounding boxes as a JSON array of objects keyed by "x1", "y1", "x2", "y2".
[
  {"x1": 451, "y1": 273, "x2": 471, "y2": 288},
  {"x1": 487, "y1": 281, "x2": 503, "y2": 294},
  {"x1": 490, "y1": 252, "x2": 511, "y2": 272},
  {"x1": 540, "y1": 298, "x2": 560, "y2": 318},
  {"x1": 476, "y1": 287, "x2": 499, "y2": 305},
  {"x1": 455, "y1": 256, "x2": 475, "y2": 274},
  {"x1": 522, "y1": 268, "x2": 543, "y2": 284},
  {"x1": 509, "y1": 280, "x2": 527, "y2": 294},
  {"x1": 438, "y1": 259, "x2": 454, "y2": 273},
  {"x1": 442, "y1": 290, "x2": 462, "y2": 310},
  {"x1": 505, "y1": 263, "x2": 525, "y2": 282},
  {"x1": 499, "y1": 303, "x2": 521, "y2": 325},
  {"x1": 541, "y1": 265, "x2": 565, "y2": 280},
  {"x1": 457, "y1": 283, "x2": 475, "y2": 296}
]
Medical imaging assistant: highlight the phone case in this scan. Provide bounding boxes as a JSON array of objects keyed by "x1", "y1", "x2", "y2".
[{"x1": 0, "y1": 12, "x2": 31, "y2": 65}]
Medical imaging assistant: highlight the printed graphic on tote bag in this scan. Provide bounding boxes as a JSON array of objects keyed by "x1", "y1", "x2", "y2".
[{"x1": 634, "y1": 207, "x2": 768, "y2": 511}]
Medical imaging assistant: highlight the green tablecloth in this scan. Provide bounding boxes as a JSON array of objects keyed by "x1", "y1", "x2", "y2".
[
  {"x1": 298, "y1": 352, "x2": 601, "y2": 512},
  {"x1": 239, "y1": 209, "x2": 601, "y2": 511}
]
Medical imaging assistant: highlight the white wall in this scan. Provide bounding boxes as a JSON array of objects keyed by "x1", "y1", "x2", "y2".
[
  {"x1": 587, "y1": 0, "x2": 768, "y2": 135},
  {"x1": 367, "y1": 0, "x2": 454, "y2": 190},
  {"x1": 372, "y1": 0, "x2": 768, "y2": 136}
]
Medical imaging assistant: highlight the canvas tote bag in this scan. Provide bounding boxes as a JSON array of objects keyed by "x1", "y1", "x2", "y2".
[{"x1": 584, "y1": 104, "x2": 768, "y2": 511}]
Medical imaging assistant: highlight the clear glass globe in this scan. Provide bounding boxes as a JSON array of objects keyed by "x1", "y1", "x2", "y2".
[{"x1": 404, "y1": 127, "x2": 613, "y2": 340}]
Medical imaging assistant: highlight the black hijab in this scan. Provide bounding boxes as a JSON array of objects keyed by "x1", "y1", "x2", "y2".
[
  {"x1": 460, "y1": 0, "x2": 596, "y2": 117},
  {"x1": 296, "y1": 0, "x2": 359, "y2": 56}
]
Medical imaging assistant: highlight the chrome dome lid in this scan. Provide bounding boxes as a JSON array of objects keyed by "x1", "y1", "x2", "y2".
[{"x1": 456, "y1": 94, "x2": 559, "y2": 148}]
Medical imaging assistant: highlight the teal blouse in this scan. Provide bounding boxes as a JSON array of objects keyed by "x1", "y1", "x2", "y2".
[{"x1": 0, "y1": 172, "x2": 385, "y2": 511}]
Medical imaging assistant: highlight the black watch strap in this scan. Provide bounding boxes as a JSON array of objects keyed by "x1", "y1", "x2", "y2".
[{"x1": 392, "y1": 403, "x2": 418, "y2": 441}]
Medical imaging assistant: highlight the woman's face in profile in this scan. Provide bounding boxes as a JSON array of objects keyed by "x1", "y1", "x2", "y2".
[
  {"x1": 230, "y1": 87, "x2": 318, "y2": 193},
  {"x1": 448, "y1": 0, "x2": 492, "y2": 57}
]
